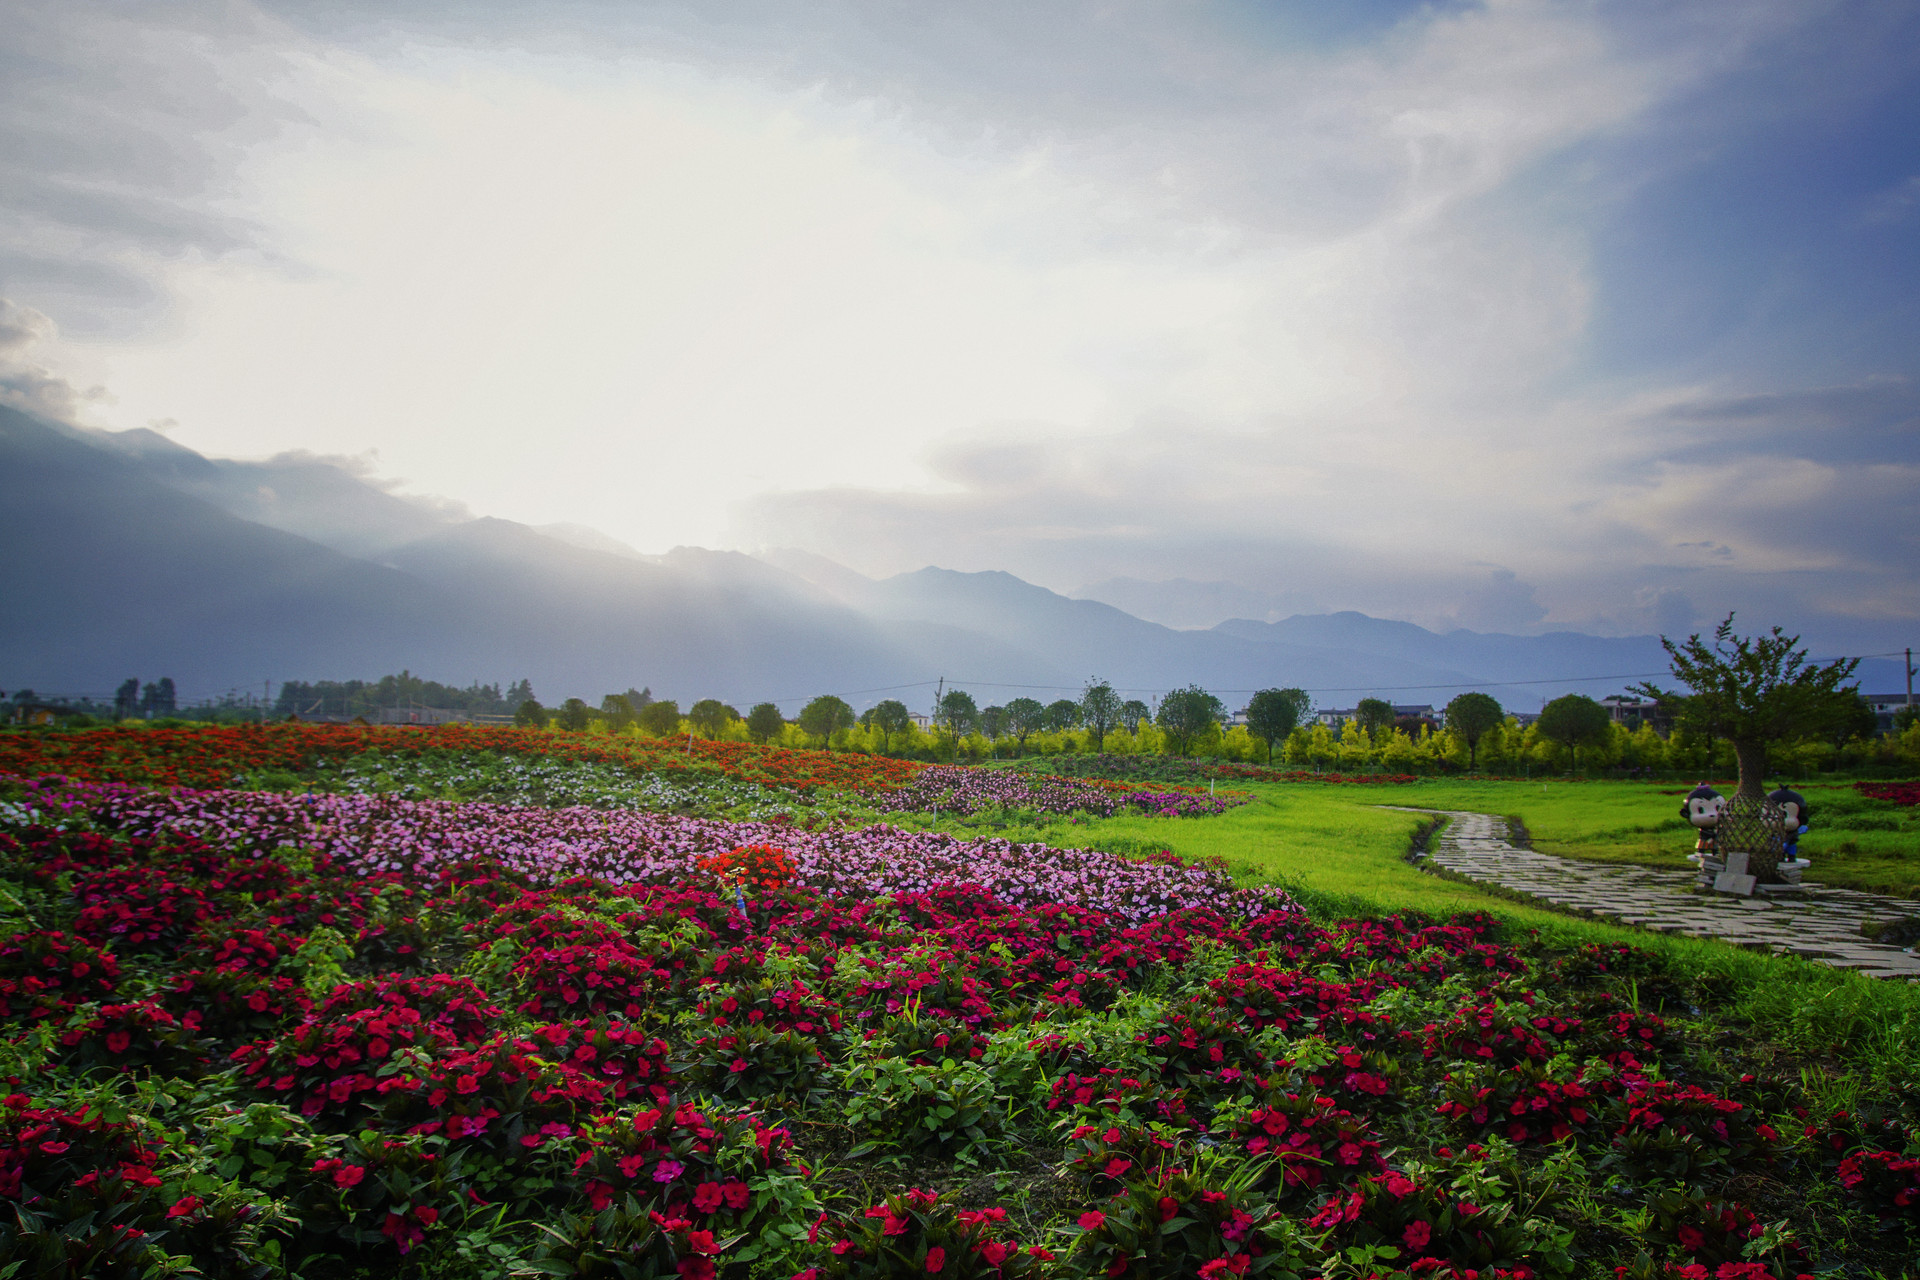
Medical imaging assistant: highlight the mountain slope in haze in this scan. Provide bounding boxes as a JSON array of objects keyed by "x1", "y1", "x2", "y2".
[
  {"x1": 762, "y1": 555, "x2": 1520, "y2": 701},
  {"x1": 50, "y1": 420, "x2": 465, "y2": 560},
  {"x1": 7, "y1": 404, "x2": 1765, "y2": 711},
  {"x1": 0, "y1": 405, "x2": 463, "y2": 692},
  {"x1": 1, "y1": 408, "x2": 1069, "y2": 706},
  {"x1": 1213, "y1": 614, "x2": 1674, "y2": 704}
]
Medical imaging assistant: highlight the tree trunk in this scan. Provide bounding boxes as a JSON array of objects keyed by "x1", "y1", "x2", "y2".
[{"x1": 1732, "y1": 739, "x2": 1768, "y2": 800}]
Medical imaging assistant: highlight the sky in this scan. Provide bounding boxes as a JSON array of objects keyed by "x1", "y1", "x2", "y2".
[{"x1": 2, "y1": 0, "x2": 1917, "y2": 652}]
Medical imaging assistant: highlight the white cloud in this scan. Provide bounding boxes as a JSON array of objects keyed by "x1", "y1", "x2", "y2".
[{"x1": 3, "y1": 0, "x2": 1911, "y2": 647}]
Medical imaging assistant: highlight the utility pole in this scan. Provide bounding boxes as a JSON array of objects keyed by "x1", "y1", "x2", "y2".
[{"x1": 1907, "y1": 647, "x2": 1914, "y2": 711}]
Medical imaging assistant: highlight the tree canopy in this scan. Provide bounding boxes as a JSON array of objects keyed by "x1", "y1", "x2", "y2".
[
  {"x1": 1536, "y1": 694, "x2": 1611, "y2": 771},
  {"x1": 599, "y1": 694, "x2": 635, "y2": 729},
  {"x1": 555, "y1": 698, "x2": 592, "y2": 732},
  {"x1": 637, "y1": 699, "x2": 682, "y2": 736},
  {"x1": 745, "y1": 702, "x2": 786, "y2": 743},
  {"x1": 1080, "y1": 679, "x2": 1122, "y2": 752},
  {"x1": 1244, "y1": 688, "x2": 1312, "y2": 762},
  {"x1": 514, "y1": 699, "x2": 548, "y2": 728},
  {"x1": 863, "y1": 699, "x2": 913, "y2": 745},
  {"x1": 1044, "y1": 699, "x2": 1083, "y2": 731},
  {"x1": 1003, "y1": 697, "x2": 1047, "y2": 747},
  {"x1": 799, "y1": 695, "x2": 855, "y2": 743},
  {"x1": 1156, "y1": 685, "x2": 1224, "y2": 756},
  {"x1": 687, "y1": 699, "x2": 739, "y2": 736},
  {"x1": 1632, "y1": 615, "x2": 1861, "y2": 798},
  {"x1": 1444, "y1": 692, "x2": 1504, "y2": 771},
  {"x1": 935, "y1": 689, "x2": 979, "y2": 738},
  {"x1": 1354, "y1": 698, "x2": 1396, "y2": 736},
  {"x1": 1118, "y1": 699, "x2": 1151, "y2": 733}
]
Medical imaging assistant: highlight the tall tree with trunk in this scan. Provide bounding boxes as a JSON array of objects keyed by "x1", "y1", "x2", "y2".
[
  {"x1": 1355, "y1": 698, "x2": 1396, "y2": 736},
  {"x1": 1633, "y1": 616, "x2": 1861, "y2": 800},
  {"x1": 746, "y1": 702, "x2": 786, "y2": 743},
  {"x1": 863, "y1": 699, "x2": 912, "y2": 751},
  {"x1": 1004, "y1": 697, "x2": 1047, "y2": 749},
  {"x1": 687, "y1": 699, "x2": 739, "y2": 737},
  {"x1": 1245, "y1": 687, "x2": 1312, "y2": 763},
  {"x1": 1080, "y1": 679, "x2": 1121, "y2": 752},
  {"x1": 638, "y1": 699, "x2": 682, "y2": 736},
  {"x1": 599, "y1": 694, "x2": 635, "y2": 730},
  {"x1": 1536, "y1": 694, "x2": 1611, "y2": 773},
  {"x1": 799, "y1": 695, "x2": 855, "y2": 745},
  {"x1": 935, "y1": 689, "x2": 978, "y2": 740},
  {"x1": 1444, "y1": 692, "x2": 1504, "y2": 771},
  {"x1": 1156, "y1": 685, "x2": 1224, "y2": 757}
]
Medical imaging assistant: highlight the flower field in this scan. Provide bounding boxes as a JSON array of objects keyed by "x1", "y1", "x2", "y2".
[
  {"x1": 2, "y1": 743, "x2": 1918, "y2": 1280},
  {"x1": 1854, "y1": 781, "x2": 1920, "y2": 807},
  {"x1": 0, "y1": 725, "x2": 925, "y2": 795}
]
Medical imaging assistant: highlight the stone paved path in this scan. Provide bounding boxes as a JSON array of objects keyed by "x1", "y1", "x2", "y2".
[{"x1": 1386, "y1": 807, "x2": 1920, "y2": 980}]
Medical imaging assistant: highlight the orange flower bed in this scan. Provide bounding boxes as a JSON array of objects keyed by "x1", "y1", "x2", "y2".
[{"x1": 0, "y1": 724, "x2": 926, "y2": 794}]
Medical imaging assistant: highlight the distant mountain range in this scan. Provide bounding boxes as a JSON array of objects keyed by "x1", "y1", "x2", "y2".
[{"x1": 2, "y1": 404, "x2": 1900, "y2": 712}]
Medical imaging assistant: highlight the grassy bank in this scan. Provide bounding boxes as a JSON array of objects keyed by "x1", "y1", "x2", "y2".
[{"x1": 1030, "y1": 781, "x2": 1920, "y2": 1096}]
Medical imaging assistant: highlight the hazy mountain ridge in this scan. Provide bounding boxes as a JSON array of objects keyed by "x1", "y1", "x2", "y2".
[{"x1": 12, "y1": 403, "x2": 1890, "y2": 711}]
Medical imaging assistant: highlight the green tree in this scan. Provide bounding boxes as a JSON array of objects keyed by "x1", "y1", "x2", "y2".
[
  {"x1": 600, "y1": 694, "x2": 635, "y2": 730},
  {"x1": 799, "y1": 695, "x2": 855, "y2": 744},
  {"x1": 514, "y1": 699, "x2": 548, "y2": 728},
  {"x1": 1536, "y1": 694, "x2": 1611, "y2": 773},
  {"x1": 1004, "y1": 697, "x2": 1047, "y2": 749},
  {"x1": 1080, "y1": 679, "x2": 1122, "y2": 752},
  {"x1": 1156, "y1": 685, "x2": 1224, "y2": 757},
  {"x1": 1044, "y1": 699, "x2": 1082, "y2": 731},
  {"x1": 746, "y1": 702, "x2": 786, "y2": 743},
  {"x1": 688, "y1": 699, "x2": 740, "y2": 737},
  {"x1": 638, "y1": 699, "x2": 682, "y2": 736},
  {"x1": 978, "y1": 705, "x2": 1007, "y2": 739},
  {"x1": 141, "y1": 677, "x2": 177, "y2": 717},
  {"x1": 864, "y1": 699, "x2": 913, "y2": 750},
  {"x1": 1444, "y1": 692, "x2": 1504, "y2": 772},
  {"x1": 936, "y1": 689, "x2": 979, "y2": 739},
  {"x1": 1632, "y1": 615, "x2": 1862, "y2": 799},
  {"x1": 556, "y1": 697, "x2": 592, "y2": 732},
  {"x1": 1355, "y1": 698, "x2": 1396, "y2": 736},
  {"x1": 1244, "y1": 687, "x2": 1312, "y2": 763},
  {"x1": 1118, "y1": 699, "x2": 1151, "y2": 733}
]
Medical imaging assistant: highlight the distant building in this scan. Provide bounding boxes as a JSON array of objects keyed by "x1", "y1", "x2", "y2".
[
  {"x1": 370, "y1": 706, "x2": 472, "y2": 726},
  {"x1": 1866, "y1": 693, "x2": 1914, "y2": 736},
  {"x1": 1599, "y1": 696, "x2": 1658, "y2": 728},
  {"x1": 1314, "y1": 704, "x2": 1439, "y2": 730}
]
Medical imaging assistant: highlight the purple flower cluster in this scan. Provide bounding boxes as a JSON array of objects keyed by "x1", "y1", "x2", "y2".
[
  {"x1": 43, "y1": 779, "x2": 1291, "y2": 924},
  {"x1": 883, "y1": 766, "x2": 1237, "y2": 819}
]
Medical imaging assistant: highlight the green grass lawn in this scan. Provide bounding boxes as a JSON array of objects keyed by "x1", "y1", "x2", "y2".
[{"x1": 1174, "y1": 775, "x2": 1920, "y2": 899}]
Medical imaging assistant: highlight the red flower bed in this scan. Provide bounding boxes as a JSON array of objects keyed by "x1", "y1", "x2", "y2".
[
  {"x1": 0, "y1": 762, "x2": 1878, "y2": 1277},
  {"x1": 0, "y1": 723, "x2": 924, "y2": 793},
  {"x1": 1855, "y1": 780, "x2": 1920, "y2": 806}
]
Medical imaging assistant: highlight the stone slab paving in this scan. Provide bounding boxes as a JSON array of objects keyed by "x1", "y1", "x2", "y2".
[{"x1": 1383, "y1": 807, "x2": 1920, "y2": 980}]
